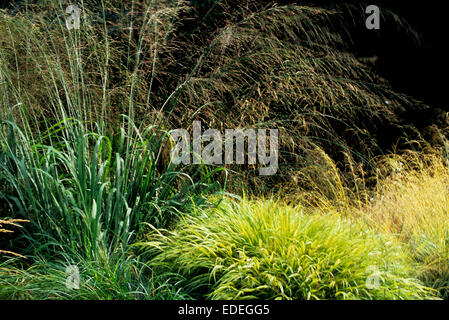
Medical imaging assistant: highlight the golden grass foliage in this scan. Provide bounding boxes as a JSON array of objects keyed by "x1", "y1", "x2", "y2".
[
  {"x1": 142, "y1": 197, "x2": 435, "y2": 300},
  {"x1": 1, "y1": 1, "x2": 448, "y2": 299},
  {"x1": 0, "y1": 0, "x2": 188, "y2": 127},
  {"x1": 290, "y1": 149, "x2": 449, "y2": 298},
  {"x1": 362, "y1": 152, "x2": 449, "y2": 297},
  {"x1": 0, "y1": 2, "x2": 430, "y2": 194},
  {"x1": 0, "y1": 218, "x2": 28, "y2": 258},
  {"x1": 168, "y1": 4, "x2": 425, "y2": 192}
]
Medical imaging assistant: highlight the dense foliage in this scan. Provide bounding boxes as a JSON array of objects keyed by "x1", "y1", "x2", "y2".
[{"x1": 0, "y1": 0, "x2": 447, "y2": 300}]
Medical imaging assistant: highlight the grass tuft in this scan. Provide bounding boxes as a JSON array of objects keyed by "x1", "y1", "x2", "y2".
[{"x1": 140, "y1": 198, "x2": 435, "y2": 300}]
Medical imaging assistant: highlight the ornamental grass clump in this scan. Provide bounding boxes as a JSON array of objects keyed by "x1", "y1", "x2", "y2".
[
  {"x1": 141, "y1": 198, "x2": 435, "y2": 300},
  {"x1": 361, "y1": 151, "x2": 449, "y2": 298},
  {"x1": 0, "y1": 0, "x2": 223, "y2": 261}
]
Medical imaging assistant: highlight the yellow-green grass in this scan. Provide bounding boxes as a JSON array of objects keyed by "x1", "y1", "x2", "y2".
[
  {"x1": 0, "y1": 0, "x2": 447, "y2": 300},
  {"x1": 360, "y1": 152, "x2": 449, "y2": 298},
  {"x1": 291, "y1": 149, "x2": 449, "y2": 298},
  {"x1": 140, "y1": 198, "x2": 435, "y2": 300}
]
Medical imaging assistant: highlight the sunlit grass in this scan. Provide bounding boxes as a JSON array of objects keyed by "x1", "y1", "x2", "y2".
[
  {"x1": 140, "y1": 197, "x2": 435, "y2": 300},
  {"x1": 289, "y1": 148, "x2": 449, "y2": 299},
  {"x1": 361, "y1": 152, "x2": 449, "y2": 298},
  {"x1": 0, "y1": 0, "x2": 447, "y2": 301}
]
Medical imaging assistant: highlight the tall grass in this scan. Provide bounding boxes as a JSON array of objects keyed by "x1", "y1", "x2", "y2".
[
  {"x1": 288, "y1": 148, "x2": 449, "y2": 299},
  {"x1": 0, "y1": 0, "x2": 223, "y2": 298},
  {"x1": 0, "y1": 118, "x2": 222, "y2": 259},
  {"x1": 0, "y1": 0, "x2": 223, "y2": 253},
  {"x1": 160, "y1": 3, "x2": 424, "y2": 193},
  {"x1": 0, "y1": 1, "x2": 447, "y2": 301},
  {"x1": 0, "y1": 1, "x2": 429, "y2": 195},
  {"x1": 361, "y1": 151, "x2": 449, "y2": 298}
]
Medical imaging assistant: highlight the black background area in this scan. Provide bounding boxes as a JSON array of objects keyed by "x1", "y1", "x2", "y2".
[{"x1": 322, "y1": 0, "x2": 448, "y2": 110}]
